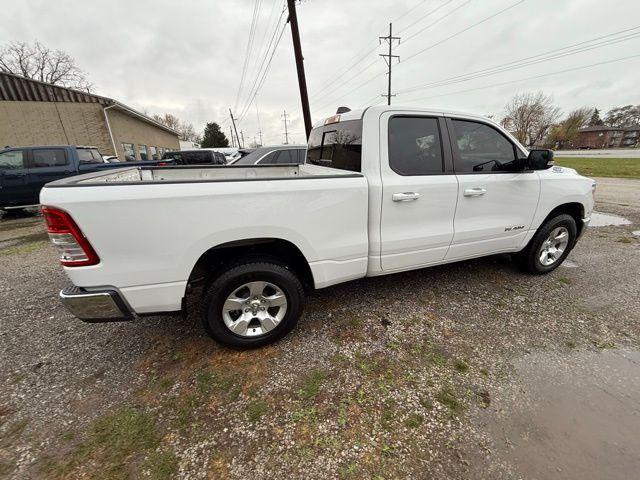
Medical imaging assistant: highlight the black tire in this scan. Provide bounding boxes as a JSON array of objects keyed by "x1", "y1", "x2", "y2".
[
  {"x1": 518, "y1": 213, "x2": 577, "y2": 274},
  {"x1": 201, "y1": 260, "x2": 305, "y2": 348}
]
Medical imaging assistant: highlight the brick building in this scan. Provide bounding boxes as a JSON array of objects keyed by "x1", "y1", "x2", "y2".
[
  {"x1": 0, "y1": 72, "x2": 179, "y2": 161},
  {"x1": 576, "y1": 126, "x2": 640, "y2": 149}
]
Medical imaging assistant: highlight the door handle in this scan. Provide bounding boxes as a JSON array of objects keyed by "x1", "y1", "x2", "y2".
[
  {"x1": 463, "y1": 187, "x2": 487, "y2": 197},
  {"x1": 392, "y1": 192, "x2": 420, "y2": 202}
]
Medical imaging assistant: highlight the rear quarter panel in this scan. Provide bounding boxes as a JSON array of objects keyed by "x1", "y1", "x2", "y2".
[{"x1": 40, "y1": 175, "x2": 369, "y2": 312}]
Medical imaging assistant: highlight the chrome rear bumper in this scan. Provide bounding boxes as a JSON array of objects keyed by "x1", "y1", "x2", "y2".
[{"x1": 59, "y1": 285, "x2": 133, "y2": 322}]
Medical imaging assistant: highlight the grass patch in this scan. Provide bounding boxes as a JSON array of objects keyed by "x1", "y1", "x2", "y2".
[
  {"x1": 144, "y1": 450, "x2": 178, "y2": 480},
  {"x1": 558, "y1": 276, "x2": 572, "y2": 285},
  {"x1": 453, "y1": 359, "x2": 469, "y2": 373},
  {"x1": 479, "y1": 368, "x2": 489, "y2": 377},
  {"x1": 298, "y1": 369, "x2": 328, "y2": 401},
  {"x1": 435, "y1": 388, "x2": 465, "y2": 415},
  {"x1": 555, "y1": 157, "x2": 640, "y2": 179},
  {"x1": 617, "y1": 236, "x2": 633, "y2": 244},
  {"x1": 47, "y1": 407, "x2": 159, "y2": 478},
  {"x1": 0, "y1": 239, "x2": 48, "y2": 256},
  {"x1": 247, "y1": 399, "x2": 269, "y2": 422},
  {"x1": 404, "y1": 413, "x2": 424, "y2": 429}
]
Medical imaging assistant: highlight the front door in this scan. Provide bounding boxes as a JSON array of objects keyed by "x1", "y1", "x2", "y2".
[
  {"x1": 0, "y1": 149, "x2": 32, "y2": 207},
  {"x1": 445, "y1": 117, "x2": 540, "y2": 260},
  {"x1": 380, "y1": 113, "x2": 459, "y2": 271}
]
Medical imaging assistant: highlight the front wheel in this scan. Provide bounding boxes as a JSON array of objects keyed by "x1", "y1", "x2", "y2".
[
  {"x1": 201, "y1": 260, "x2": 305, "y2": 348},
  {"x1": 518, "y1": 213, "x2": 577, "y2": 274}
]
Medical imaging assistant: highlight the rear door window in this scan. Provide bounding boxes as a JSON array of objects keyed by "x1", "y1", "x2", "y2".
[
  {"x1": 0, "y1": 150, "x2": 26, "y2": 169},
  {"x1": 256, "y1": 151, "x2": 279, "y2": 165},
  {"x1": 388, "y1": 116, "x2": 444, "y2": 175},
  {"x1": 31, "y1": 148, "x2": 68, "y2": 168},
  {"x1": 307, "y1": 119, "x2": 362, "y2": 172}
]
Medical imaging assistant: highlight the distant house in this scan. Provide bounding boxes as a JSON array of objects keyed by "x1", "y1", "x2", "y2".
[
  {"x1": 0, "y1": 72, "x2": 180, "y2": 161},
  {"x1": 576, "y1": 126, "x2": 640, "y2": 149}
]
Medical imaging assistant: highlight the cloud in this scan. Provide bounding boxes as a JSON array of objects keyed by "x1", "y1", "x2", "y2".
[{"x1": 1, "y1": 0, "x2": 639, "y2": 143}]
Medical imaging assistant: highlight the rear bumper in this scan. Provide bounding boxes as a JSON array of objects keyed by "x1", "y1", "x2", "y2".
[{"x1": 59, "y1": 285, "x2": 134, "y2": 322}]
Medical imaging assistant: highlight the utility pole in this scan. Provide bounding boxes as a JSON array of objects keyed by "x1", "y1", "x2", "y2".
[
  {"x1": 286, "y1": 0, "x2": 312, "y2": 139},
  {"x1": 379, "y1": 23, "x2": 400, "y2": 105},
  {"x1": 258, "y1": 130, "x2": 263, "y2": 146},
  {"x1": 229, "y1": 126, "x2": 235, "y2": 147},
  {"x1": 240, "y1": 130, "x2": 245, "y2": 148},
  {"x1": 282, "y1": 110, "x2": 290, "y2": 145},
  {"x1": 229, "y1": 108, "x2": 241, "y2": 149}
]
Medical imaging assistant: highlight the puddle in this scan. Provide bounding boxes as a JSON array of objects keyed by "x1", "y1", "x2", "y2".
[
  {"x1": 560, "y1": 259, "x2": 578, "y2": 268},
  {"x1": 590, "y1": 212, "x2": 632, "y2": 227},
  {"x1": 475, "y1": 349, "x2": 640, "y2": 479}
]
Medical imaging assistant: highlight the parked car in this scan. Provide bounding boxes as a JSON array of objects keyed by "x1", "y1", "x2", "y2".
[
  {"x1": 0, "y1": 145, "x2": 171, "y2": 210},
  {"x1": 41, "y1": 106, "x2": 595, "y2": 348},
  {"x1": 230, "y1": 145, "x2": 306, "y2": 165},
  {"x1": 161, "y1": 149, "x2": 226, "y2": 165},
  {"x1": 207, "y1": 148, "x2": 241, "y2": 163}
]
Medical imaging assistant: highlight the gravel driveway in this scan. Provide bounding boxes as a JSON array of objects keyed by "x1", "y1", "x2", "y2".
[{"x1": 1, "y1": 178, "x2": 639, "y2": 480}]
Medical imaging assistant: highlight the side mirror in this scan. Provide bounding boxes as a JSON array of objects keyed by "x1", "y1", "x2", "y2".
[{"x1": 527, "y1": 149, "x2": 554, "y2": 170}]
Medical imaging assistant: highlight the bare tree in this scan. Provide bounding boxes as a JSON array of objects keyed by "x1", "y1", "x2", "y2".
[
  {"x1": 604, "y1": 105, "x2": 640, "y2": 128},
  {"x1": 501, "y1": 92, "x2": 561, "y2": 147},
  {"x1": 0, "y1": 41, "x2": 93, "y2": 91},
  {"x1": 152, "y1": 113, "x2": 201, "y2": 143}
]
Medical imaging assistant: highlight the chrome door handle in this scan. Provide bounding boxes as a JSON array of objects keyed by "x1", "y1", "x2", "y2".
[
  {"x1": 463, "y1": 187, "x2": 487, "y2": 197},
  {"x1": 392, "y1": 192, "x2": 420, "y2": 202}
]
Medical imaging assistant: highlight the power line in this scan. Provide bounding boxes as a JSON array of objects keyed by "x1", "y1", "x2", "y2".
[
  {"x1": 402, "y1": 53, "x2": 640, "y2": 103},
  {"x1": 236, "y1": 8, "x2": 288, "y2": 123},
  {"x1": 309, "y1": 0, "x2": 449, "y2": 99},
  {"x1": 396, "y1": 0, "x2": 457, "y2": 35},
  {"x1": 402, "y1": 0, "x2": 473, "y2": 44},
  {"x1": 310, "y1": 0, "x2": 471, "y2": 107},
  {"x1": 401, "y1": 0, "x2": 526, "y2": 62},
  {"x1": 234, "y1": 0, "x2": 263, "y2": 112},
  {"x1": 396, "y1": 28, "x2": 640, "y2": 94}
]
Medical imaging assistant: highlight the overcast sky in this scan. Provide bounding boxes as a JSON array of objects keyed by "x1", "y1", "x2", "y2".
[{"x1": 2, "y1": 0, "x2": 639, "y2": 145}]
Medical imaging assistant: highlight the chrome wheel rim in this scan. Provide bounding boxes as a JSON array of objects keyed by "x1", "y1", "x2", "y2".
[
  {"x1": 539, "y1": 226, "x2": 570, "y2": 266},
  {"x1": 221, "y1": 281, "x2": 287, "y2": 337}
]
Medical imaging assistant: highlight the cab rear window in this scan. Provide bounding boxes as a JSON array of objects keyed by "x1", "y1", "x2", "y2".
[{"x1": 307, "y1": 119, "x2": 362, "y2": 172}]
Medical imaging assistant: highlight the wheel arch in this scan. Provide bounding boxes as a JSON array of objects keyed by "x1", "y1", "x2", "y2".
[
  {"x1": 187, "y1": 237, "x2": 315, "y2": 292},
  {"x1": 542, "y1": 202, "x2": 585, "y2": 238}
]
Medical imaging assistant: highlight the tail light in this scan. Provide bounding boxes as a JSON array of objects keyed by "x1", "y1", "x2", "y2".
[{"x1": 41, "y1": 206, "x2": 99, "y2": 267}]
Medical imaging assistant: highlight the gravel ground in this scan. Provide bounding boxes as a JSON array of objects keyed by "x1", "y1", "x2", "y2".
[{"x1": 1, "y1": 179, "x2": 639, "y2": 480}]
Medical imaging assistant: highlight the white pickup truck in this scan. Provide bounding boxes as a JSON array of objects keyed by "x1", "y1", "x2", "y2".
[{"x1": 41, "y1": 106, "x2": 595, "y2": 347}]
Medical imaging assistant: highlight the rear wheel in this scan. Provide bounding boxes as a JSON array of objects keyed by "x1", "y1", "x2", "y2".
[
  {"x1": 201, "y1": 260, "x2": 304, "y2": 348},
  {"x1": 518, "y1": 213, "x2": 577, "y2": 274}
]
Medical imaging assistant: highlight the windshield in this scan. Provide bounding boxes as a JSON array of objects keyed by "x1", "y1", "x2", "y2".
[{"x1": 307, "y1": 119, "x2": 362, "y2": 172}]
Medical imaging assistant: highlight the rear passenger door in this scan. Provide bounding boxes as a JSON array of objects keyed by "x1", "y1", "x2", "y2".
[
  {"x1": 0, "y1": 149, "x2": 32, "y2": 206},
  {"x1": 27, "y1": 148, "x2": 76, "y2": 201},
  {"x1": 445, "y1": 117, "x2": 540, "y2": 260},
  {"x1": 379, "y1": 114, "x2": 459, "y2": 271}
]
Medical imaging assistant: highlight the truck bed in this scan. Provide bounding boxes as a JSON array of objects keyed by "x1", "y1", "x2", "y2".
[
  {"x1": 45, "y1": 163, "x2": 358, "y2": 187},
  {"x1": 40, "y1": 163, "x2": 369, "y2": 314}
]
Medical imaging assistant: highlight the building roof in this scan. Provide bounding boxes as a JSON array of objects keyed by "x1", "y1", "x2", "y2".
[
  {"x1": 579, "y1": 125, "x2": 640, "y2": 133},
  {"x1": 0, "y1": 71, "x2": 178, "y2": 136}
]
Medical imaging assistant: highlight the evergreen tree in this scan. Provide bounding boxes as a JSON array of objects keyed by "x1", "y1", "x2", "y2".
[
  {"x1": 200, "y1": 122, "x2": 229, "y2": 147},
  {"x1": 588, "y1": 108, "x2": 604, "y2": 127}
]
